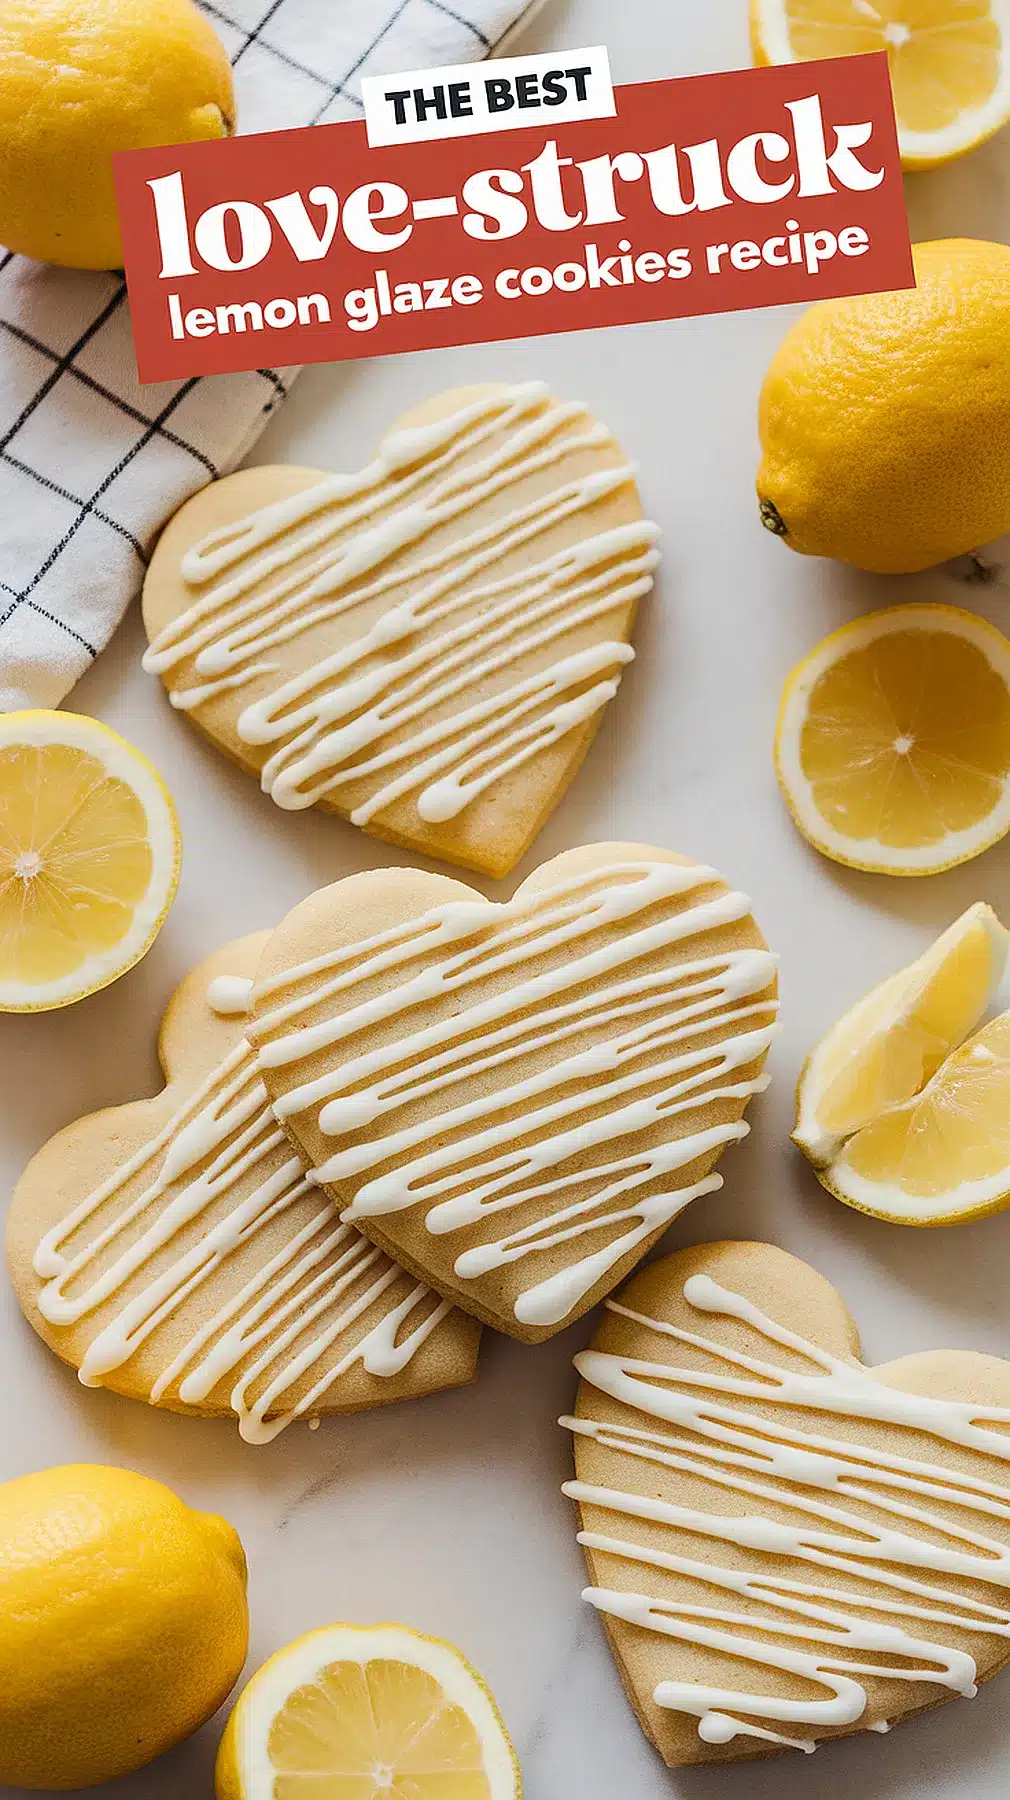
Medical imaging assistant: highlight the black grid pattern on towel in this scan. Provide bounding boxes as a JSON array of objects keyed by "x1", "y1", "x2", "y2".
[{"x1": 0, "y1": 0, "x2": 533, "y2": 683}]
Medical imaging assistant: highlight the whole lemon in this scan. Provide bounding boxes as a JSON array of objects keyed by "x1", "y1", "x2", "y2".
[
  {"x1": 757, "y1": 239, "x2": 1010, "y2": 574},
  {"x1": 0, "y1": 0, "x2": 235, "y2": 270},
  {"x1": 0, "y1": 1463, "x2": 248, "y2": 1790}
]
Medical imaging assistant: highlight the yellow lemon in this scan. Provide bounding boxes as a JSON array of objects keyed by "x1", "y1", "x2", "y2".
[
  {"x1": 0, "y1": 710, "x2": 182, "y2": 1011},
  {"x1": 0, "y1": 1463, "x2": 248, "y2": 1790},
  {"x1": 216, "y1": 1621, "x2": 521, "y2": 1800},
  {"x1": 0, "y1": 0, "x2": 235, "y2": 269},
  {"x1": 794, "y1": 900, "x2": 1010, "y2": 1166},
  {"x1": 757, "y1": 239, "x2": 1010, "y2": 573},
  {"x1": 751, "y1": 0, "x2": 1010, "y2": 168},
  {"x1": 795, "y1": 905, "x2": 1010, "y2": 1222},
  {"x1": 827, "y1": 1009, "x2": 1010, "y2": 1220},
  {"x1": 775, "y1": 603, "x2": 1010, "y2": 872}
]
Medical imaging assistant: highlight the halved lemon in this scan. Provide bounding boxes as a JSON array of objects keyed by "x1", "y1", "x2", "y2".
[
  {"x1": 0, "y1": 711, "x2": 181, "y2": 1012},
  {"x1": 795, "y1": 901, "x2": 1009, "y2": 1160},
  {"x1": 215, "y1": 1622, "x2": 521, "y2": 1800},
  {"x1": 795, "y1": 904, "x2": 1010, "y2": 1221},
  {"x1": 750, "y1": 0, "x2": 1010, "y2": 169},
  {"x1": 775, "y1": 604, "x2": 1010, "y2": 875}
]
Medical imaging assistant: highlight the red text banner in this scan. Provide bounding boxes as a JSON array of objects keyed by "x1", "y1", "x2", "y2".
[{"x1": 113, "y1": 52, "x2": 912, "y2": 384}]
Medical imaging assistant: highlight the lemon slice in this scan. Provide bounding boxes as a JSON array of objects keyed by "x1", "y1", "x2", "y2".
[
  {"x1": 215, "y1": 1622, "x2": 521, "y2": 1800},
  {"x1": 750, "y1": 0, "x2": 1010, "y2": 168},
  {"x1": 0, "y1": 711, "x2": 181, "y2": 1012},
  {"x1": 775, "y1": 604, "x2": 1010, "y2": 875},
  {"x1": 828, "y1": 1008, "x2": 1010, "y2": 1221},
  {"x1": 795, "y1": 902, "x2": 1010, "y2": 1165}
]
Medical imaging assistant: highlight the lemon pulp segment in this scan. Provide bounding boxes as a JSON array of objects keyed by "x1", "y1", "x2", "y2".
[
  {"x1": 752, "y1": 0, "x2": 1010, "y2": 166},
  {"x1": 795, "y1": 902, "x2": 1007, "y2": 1159},
  {"x1": 801, "y1": 629, "x2": 1010, "y2": 845},
  {"x1": 776, "y1": 606, "x2": 1010, "y2": 875},
  {"x1": 794, "y1": 903, "x2": 1010, "y2": 1222},
  {"x1": 0, "y1": 743, "x2": 152, "y2": 983},
  {"x1": 0, "y1": 713, "x2": 180, "y2": 1010},
  {"x1": 270, "y1": 1659, "x2": 491, "y2": 1798},
  {"x1": 785, "y1": 0, "x2": 999, "y2": 130},
  {"x1": 216, "y1": 1623, "x2": 520, "y2": 1800},
  {"x1": 834, "y1": 1010, "x2": 1010, "y2": 1218}
]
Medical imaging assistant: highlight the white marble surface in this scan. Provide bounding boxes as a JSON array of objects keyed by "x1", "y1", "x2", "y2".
[{"x1": 6, "y1": 2, "x2": 1010, "y2": 1794}]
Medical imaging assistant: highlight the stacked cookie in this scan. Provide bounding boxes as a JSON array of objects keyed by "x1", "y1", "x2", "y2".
[
  {"x1": 8, "y1": 844, "x2": 778, "y2": 1436},
  {"x1": 8, "y1": 935, "x2": 480, "y2": 1443},
  {"x1": 9, "y1": 382, "x2": 777, "y2": 1444},
  {"x1": 20, "y1": 377, "x2": 1003, "y2": 1772}
]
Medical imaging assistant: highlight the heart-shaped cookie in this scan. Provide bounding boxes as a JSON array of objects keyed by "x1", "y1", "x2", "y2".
[
  {"x1": 562, "y1": 1240, "x2": 1010, "y2": 1764},
  {"x1": 6, "y1": 934, "x2": 480, "y2": 1443},
  {"x1": 141, "y1": 381, "x2": 657, "y2": 879},
  {"x1": 248, "y1": 844, "x2": 777, "y2": 1342}
]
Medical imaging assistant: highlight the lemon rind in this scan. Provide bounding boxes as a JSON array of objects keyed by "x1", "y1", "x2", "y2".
[
  {"x1": 775, "y1": 604, "x2": 1010, "y2": 876},
  {"x1": 0, "y1": 711, "x2": 181, "y2": 1012},
  {"x1": 814, "y1": 1159, "x2": 1010, "y2": 1228}
]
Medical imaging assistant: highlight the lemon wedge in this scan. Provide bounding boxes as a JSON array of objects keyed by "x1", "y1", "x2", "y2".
[
  {"x1": 775, "y1": 604, "x2": 1010, "y2": 875},
  {"x1": 750, "y1": 0, "x2": 1010, "y2": 169},
  {"x1": 795, "y1": 904, "x2": 1010, "y2": 1221},
  {"x1": 829, "y1": 1009, "x2": 1010, "y2": 1221},
  {"x1": 0, "y1": 711, "x2": 181, "y2": 1011},
  {"x1": 215, "y1": 1622, "x2": 522, "y2": 1800},
  {"x1": 795, "y1": 901, "x2": 1009, "y2": 1163}
]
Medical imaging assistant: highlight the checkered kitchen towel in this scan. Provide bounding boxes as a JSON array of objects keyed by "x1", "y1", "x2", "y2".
[{"x1": 0, "y1": 0, "x2": 544, "y2": 711}]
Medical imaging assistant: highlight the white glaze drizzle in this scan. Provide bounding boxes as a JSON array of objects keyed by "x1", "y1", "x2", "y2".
[
  {"x1": 142, "y1": 383, "x2": 658, "y2": 823},
  {"x1": 252, "y1": 862, "x2": 777, "y2": 1326},
  {"x1": 31, "y1": 979, "x2": 452, "y2": 1443},
  {"x1": 561, "y1": 1273, "x2": 1010, "y2": 1755},
  {"x1": 205, "y1": 973, "x2": 254, "y2": 1014}
]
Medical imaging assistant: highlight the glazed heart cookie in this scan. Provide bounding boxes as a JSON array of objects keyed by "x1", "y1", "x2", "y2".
[
  {"x1": 562, "y1": 1239, "x2": 1010, "y2": 1764},
  {"x1": 140, "y1": 381, "x2": 657, "y2": 879},
  {"x1": 248, "y1": 844, "x2": 778, "y2": 1342},
  {"x1": 6, "y1": 934, "x2": 480, "y2": 1443},
  {"x1": 139, "y1": 385, "x2": 655, "y2": 878}
]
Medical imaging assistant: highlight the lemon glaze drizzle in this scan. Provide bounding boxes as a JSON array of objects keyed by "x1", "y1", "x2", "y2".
[
  {"x1": 143, "y1": 382, "x2": 658, "y2": 821},
  {"x1": 31, "y1": 977, "x2": 451, "y2": 1443},
  {"x1": 253, "y1": 860, "x2": 778, "y2": 1327},
  {"x1": 562, "y1": 1274, "x2": 1010, "y2": 1754}
]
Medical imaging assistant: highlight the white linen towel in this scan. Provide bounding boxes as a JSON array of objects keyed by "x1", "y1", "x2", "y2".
[{"x1": 0, "y1": 0, "x2": 543, "y2": 711}]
